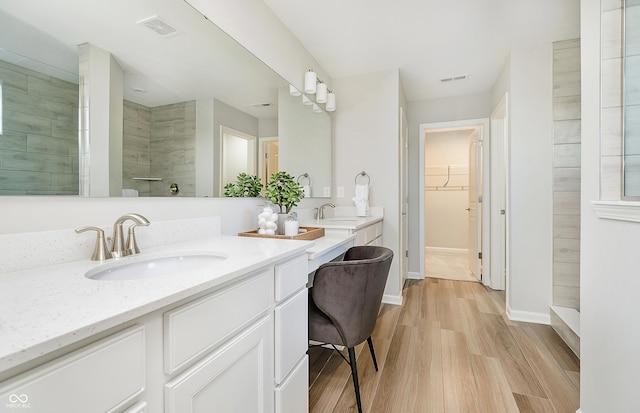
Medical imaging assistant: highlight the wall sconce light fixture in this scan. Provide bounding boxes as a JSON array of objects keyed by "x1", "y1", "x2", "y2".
[{"x1": 303, "y1": 69, "x2": 336, "y2": 112}]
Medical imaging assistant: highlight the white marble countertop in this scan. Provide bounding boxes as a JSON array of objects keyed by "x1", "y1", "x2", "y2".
[
  {"x1": 0, "y1": 236, "x2": 311, "y2": 373},
  {"x1": 300, "y1": 215, "x2": 383, "y2": 230}
]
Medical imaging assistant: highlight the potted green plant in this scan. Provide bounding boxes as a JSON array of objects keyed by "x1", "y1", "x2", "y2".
[
  {"x1": 223, "y1": 173, "x2": 263, "y2": 197},
  {"x1": 264, "y1": 171, "x2": 305, "y2": 213}
]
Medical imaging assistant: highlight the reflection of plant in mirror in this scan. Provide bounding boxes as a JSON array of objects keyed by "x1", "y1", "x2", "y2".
[
  {"x1": 264, "y1": 171, "x2": 305, "y2": 213},
  {"x1": 223, "y1": 173, "x2": 263, "y2": 197}
]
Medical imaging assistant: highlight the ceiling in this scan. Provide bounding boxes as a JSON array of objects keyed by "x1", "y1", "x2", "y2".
[{"x1": 263, "y1": 0, "x2": 581, "y2": 102}]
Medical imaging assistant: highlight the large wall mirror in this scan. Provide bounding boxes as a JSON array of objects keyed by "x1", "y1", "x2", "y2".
[
  {"x1": 0, "y1": 0, "x2": 331, "y2": 197},
  {"x1": 624, "y1": 0, "x2": 640, "y2": 198}
]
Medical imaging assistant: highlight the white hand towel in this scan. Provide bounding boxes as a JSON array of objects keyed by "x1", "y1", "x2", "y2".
[
  {"x1": 302, "y1": 185, "x2": 311, "y2": 198},
  {"x1": 353, "y1": 184, "x2": 369, "y2": 216}
]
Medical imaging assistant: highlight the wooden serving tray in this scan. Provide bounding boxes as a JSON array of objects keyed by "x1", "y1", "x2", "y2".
[{"x1": 238, "y1": 226, "x2": 325, "y2": 241}]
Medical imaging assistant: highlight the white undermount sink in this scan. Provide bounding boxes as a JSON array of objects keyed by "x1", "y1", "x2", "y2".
[{"x1": 86, "y1": 254, "x2": 227, "y2": 281}]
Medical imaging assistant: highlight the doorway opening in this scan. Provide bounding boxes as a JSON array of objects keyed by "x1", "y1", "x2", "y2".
[{"x1": 419, "y1": 118, "x2": 490, "y2": 285}]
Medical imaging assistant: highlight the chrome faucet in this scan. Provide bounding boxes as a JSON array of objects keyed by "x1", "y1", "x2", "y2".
[
  {"x1": 111, "y1": 213, "x2": 150, "y2": 258},
  {"x1": 316, "y1": 203, "x2": 335, "y2": 220}
]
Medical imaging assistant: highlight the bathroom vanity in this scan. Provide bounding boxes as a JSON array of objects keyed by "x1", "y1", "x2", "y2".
[{"x1": 0, "y1": 235, "x2": 314, "y2": 412}]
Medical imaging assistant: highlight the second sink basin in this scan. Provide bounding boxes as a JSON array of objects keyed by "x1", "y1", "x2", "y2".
[{"x1": 86, "y1": 254, "x2": 227, "y2": 281}]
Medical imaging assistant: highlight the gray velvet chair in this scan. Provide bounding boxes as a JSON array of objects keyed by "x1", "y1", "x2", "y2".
[{"x1": 308, "y1": 245, "x2": 393, "y2": 413}]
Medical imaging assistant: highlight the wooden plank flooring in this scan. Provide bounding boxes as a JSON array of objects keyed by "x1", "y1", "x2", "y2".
[{"x1": 308, "y1": 278, "x2": 580, "y2": 413}]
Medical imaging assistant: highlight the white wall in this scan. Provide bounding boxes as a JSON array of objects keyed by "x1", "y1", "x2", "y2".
[
  {"x1": 333, "y1": 69, "x2": 403, "y2": 303},
  {"x1": 505, "y1": 45, "x2": 555, "y2": 323},
  {"x1": 580, "y1": 0, "x2": 640, "y2": 411}
]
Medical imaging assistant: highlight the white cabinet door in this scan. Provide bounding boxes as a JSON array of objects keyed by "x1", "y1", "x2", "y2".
[
  {"x1": 0, "y1": 325, "x2": 145, "y2": 413},
  {"x1": 165, "y1": 316, "x2": 274, "y2": 413},
  {"x1": 274, "y1": 288, "x2": 308, "y2": 384},
  {"x1": 275, "y1": 356, "x2": 308, "y2": 413}
]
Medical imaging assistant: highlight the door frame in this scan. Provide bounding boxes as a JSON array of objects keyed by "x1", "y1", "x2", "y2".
[
  {"x1": 490, "y1": 93, "x2": 509, "y2": 291},
  {"x1": 418, "y1": 118, "x2": 491, "y2": 285}
]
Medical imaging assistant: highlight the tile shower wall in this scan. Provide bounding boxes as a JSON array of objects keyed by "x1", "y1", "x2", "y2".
[
  {"x1": 123, "y1": 101, "x2": 151, "y2": 196},
  {"x1": 122, "y1": 100, "x2": 196, "y2": 197},
  {"x1": 553, "y1": 39, "x2": 581, "y2": 310},
  {"x1": 150, "y1": 101, "x2": 196, "y2": 197},
  {"x1": 0, "y1": 60, "x2": 79, "y2": 195}
]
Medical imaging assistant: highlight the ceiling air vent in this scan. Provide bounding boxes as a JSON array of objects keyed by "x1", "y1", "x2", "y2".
[
  {"x1": 440, "y1": 74, "x2": 469, "y2": 83},
  {"x1": 137, "y1": 15, "x2": 182, "y2": 38}
]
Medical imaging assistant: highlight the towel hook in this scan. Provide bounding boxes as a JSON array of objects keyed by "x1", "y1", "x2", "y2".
[
  {"x1": 354, "y1": 171, "x2": 370, "y2": 185},
  {"x1": 297, "y1": 173, "x2": 311, "y2": 186}
]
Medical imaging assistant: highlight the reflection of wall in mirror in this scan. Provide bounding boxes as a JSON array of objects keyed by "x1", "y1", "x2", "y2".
[
  {"x1": 123, "y1": 100, "x2": 196, "y2": 197},
  {"x1": 0, "y1": 60, "x2": 79, "y2": 195},
  {"x1": 278, "y1": 88, "x2": 332, "y2": 198}
]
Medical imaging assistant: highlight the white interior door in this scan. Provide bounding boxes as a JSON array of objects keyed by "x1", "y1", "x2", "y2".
[
  {"x1": 220, "y1": 126, "x2": 257, "y2": 195},
  {"x1": 468, "y1": 129, "x2": 482, "y2": 281}
]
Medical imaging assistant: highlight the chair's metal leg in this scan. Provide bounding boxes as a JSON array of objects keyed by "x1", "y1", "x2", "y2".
[
  {"x1": 367, "y1": 337, "x2": 379, "y2": 372},
  {"x1": 348, "y1": 347, "x2": 363, "y2": 413}
]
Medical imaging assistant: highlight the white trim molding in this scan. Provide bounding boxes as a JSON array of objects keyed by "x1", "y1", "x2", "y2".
[
  {"x1": 407, "y1": 271, "x2": 424, "y2": 280},
  {"x1": 382, "y1": 294, "x2": 403, "y2": 306},
  {"x1": 507, "y1": 305, "x2": 551, "y2": 325},
  {"x1": 592, "y1": 201, "x2": 640, "y2": 223}
]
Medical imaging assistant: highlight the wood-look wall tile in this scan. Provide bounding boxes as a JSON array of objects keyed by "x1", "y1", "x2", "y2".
[
  {"x1": 600, "y1": 155, "x2": 622, "y2": 200},
  {"x1": 554, "y1": 238, "x2": 580, "y2": 264},
  {"x1": 602, "y1": 106, "x2": 623, "y2": 156},
  {"x1": 601, "y1": 58, "x2": 622, "y2": 108},
  {"x1": 553, "y1": 120, "x2": 581, "y2": 144},
  {"x1": 553, "y1": 286, "x2": 580, "y2": 309},
  {"x1": 553, "y1": 168, "x2": 581, "y2": 192},
  {"x1": 0, "y1": 130, "x2": 27, "y2": 151},
  {"x1": 550, "y1": 312, "x2": 580, "y2": 358},
  {"x1": 553, "y1": 71, "x2": 581, "y2": 98},
  {"x1": 0, "y1": 169, "x2": 51, "y2": 191},
  {"x1": 552, "y1": 96, "x2": 581, "y2": 120},
  {"x1": 553, "y1": 263, "x2": 580, "y2": 287},
  {"x1": 27, "y1": 134, "x2": 77, "y2": 157},
  {"x1": 553, "y1": 192, "x2": 580, "y2": 215},
  {"x1": 553, "y1": 215, "x2": 580, "y2": 239},
  {"x1": 553, "y1": 48, "x2": 580, "y2": 74},
  {"x1": 553, "y1": 144, "x2": 581, "y2": 168},
  {"x1": 553, "y1": 39, "x2": 580, "y2": 51},
  {"x1": 602, "y1": 8, "x2": 623, "y2": 59}
]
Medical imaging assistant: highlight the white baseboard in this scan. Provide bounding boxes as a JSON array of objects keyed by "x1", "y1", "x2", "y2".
[
  {"x1": 407, "y1": 271, "x2": 424, "y2": 280},
  {"x1": 425, "y1": 246, "x2": 468, "y2": 254},
  {"x1": 576, "y1": 409, "x2": 583, "y2": 413},
  {"x1": 507, "y1": 305, "x2": 551, "y2": 325},
  {"x1": 382, "y1": 294, "x2": 403, "y2": 306}
]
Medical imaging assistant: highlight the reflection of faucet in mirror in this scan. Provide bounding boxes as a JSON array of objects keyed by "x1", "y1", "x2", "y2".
[{"x1": 111, "y1": 214, "x2": 150, "y2": 258}]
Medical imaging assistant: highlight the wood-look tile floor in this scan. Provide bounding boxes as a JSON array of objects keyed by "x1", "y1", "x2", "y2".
[{"x1": 308, "y1": 278, "x2": 580, "y2": 413}]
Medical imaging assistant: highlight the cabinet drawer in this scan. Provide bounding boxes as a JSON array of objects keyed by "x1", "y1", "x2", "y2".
[
  {"x1": 164, "y1": 271, "x2": 272, "y2": 374},
  {"x1": 359, "y1": 221, "x2": 383, "y2": 245},
  {"x1": 275, "y1": 356, "x2": 308, "y2": 413},
  {"x1": 0, "y1": 325, "x2": 145, "y2": 413},
  {"x1": 165, "y1": 316, "x2": 274, "y2": 413},
  {"x1": 274, "y1": 288, "x2": 308, "y2": 383},
  {"x1": 274, "y1": 254, "x2": 308, "y2": 302}
]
